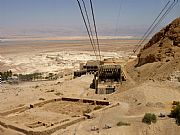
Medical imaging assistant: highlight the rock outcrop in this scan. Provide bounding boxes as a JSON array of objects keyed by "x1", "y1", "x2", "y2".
[
  {"x1": 126, "y1": 18, "x2": 180, "y2": 82},
  {"x1": 136, "y1": 17, "x2": 180, "y2": 67}
]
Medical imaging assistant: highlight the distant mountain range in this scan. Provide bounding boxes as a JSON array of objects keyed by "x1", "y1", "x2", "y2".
[
  {"x1": 0, "y1": 24, "x2": 159, "y2": 40},
  {"x1": 0, "y1": 36, "x2": 137, "y2": 42}
]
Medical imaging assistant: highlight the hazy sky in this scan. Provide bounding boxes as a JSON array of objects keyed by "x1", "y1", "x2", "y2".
[{"x1": 0, "y1": 0, "x2": 179, "y2": 37}]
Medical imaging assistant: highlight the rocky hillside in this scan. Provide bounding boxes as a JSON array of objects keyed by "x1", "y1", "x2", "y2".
[
  {"x1": 126, "y1": 17, "x2": 180, "y2": 82},
  {"x1": 137, "y1": 17, "x2": 180, "y2": 67}
]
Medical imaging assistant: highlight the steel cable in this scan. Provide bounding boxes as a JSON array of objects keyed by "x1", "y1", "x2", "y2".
[
  {"x1": 81, "y1": 0, "x2": 98, "y2": 56},
  {"x1": 132, "y1": 0, "x2": 178, "y2": 54},
  {"x1": 89, "y1": 0, "x2": 101, "y2": 60},
  {"x1": 76, "y1": 0, "x2": 98, "y2": 59}
]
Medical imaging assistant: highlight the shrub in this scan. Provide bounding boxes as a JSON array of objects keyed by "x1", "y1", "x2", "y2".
[
  {"x1": 171, "y1": 104, "x2": 180, "y2": 125},
  {"x1": 116, "y1": 121, "x2": 130, "y2": 126},
  {"x1": 142, "y1": 113, "x2": 157, "y2": 124}
]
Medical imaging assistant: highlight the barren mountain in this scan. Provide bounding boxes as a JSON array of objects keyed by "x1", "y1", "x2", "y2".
[{"x1": 126, "y1": 17, "x2": 180, "y2": 82}]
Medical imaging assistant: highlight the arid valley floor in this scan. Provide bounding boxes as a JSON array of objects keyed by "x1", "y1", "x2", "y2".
[{"x1": 0, "y1": 31, "x2": 180, "y2": 135}]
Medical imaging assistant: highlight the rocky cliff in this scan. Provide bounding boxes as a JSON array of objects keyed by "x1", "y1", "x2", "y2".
[
  {"x1": 126, "y1": 18, "x2": 180, "y2": 82},
  {"x1": 136, "y1": 17, "x2": 180, "y2": 67}
]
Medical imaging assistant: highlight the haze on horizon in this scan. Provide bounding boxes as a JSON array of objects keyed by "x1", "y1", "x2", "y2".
[{"x1": 0, "y1": 0, "x2": 179, "y2": 38}]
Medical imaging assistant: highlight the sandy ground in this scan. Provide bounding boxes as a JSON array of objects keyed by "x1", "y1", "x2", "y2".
[
  {"x1": 0, "y1": 39, "x2": 180, "y2": 135},
  {"x1": 1, "y1": 82, "x2": 180, "y2": 135},
  {"x1": 0, "y1": 125, "x2": 24, "y2": 135},
  {"x1": 0, "y1": 39, "x2": 137, "y2": 73}
]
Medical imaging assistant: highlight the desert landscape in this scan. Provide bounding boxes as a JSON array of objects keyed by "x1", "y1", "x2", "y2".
[{"x1": 0, "y1": 17, "x2": 180, "y2": 135}]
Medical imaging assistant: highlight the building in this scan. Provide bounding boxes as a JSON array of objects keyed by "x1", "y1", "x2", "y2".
[
  {"x1": 74, "y1": 60, "x2": 100, "y2": 78},
  {"x1": 92, "y1": 64, "x2": 123, "y2": 94},
  {"x1": 73, "y1": 70, "x2": 87, "y2": 78},
  {"x1": 98, "y1": 65, "x2": 121, "y2": 82},
  {"x1": 74, "y1": 58, "x2": 126, "y2": 94},
  {"x1": 97, "y1": 84, "x2": 115, "y2": 94},
  {"x1": 81, "y1": 60, "x2": 100, "y2": 73}
]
